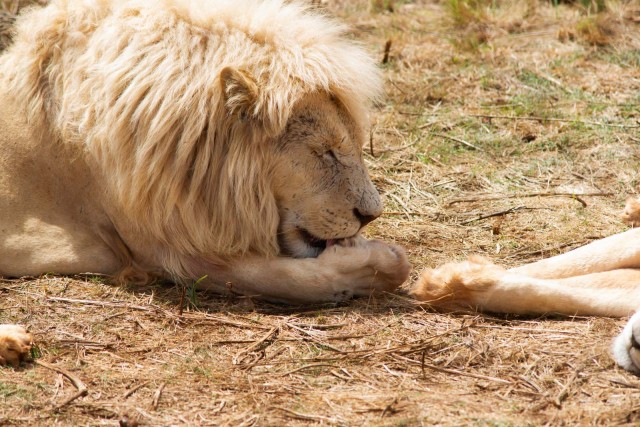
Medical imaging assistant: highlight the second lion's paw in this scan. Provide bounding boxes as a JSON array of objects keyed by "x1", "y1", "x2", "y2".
[{"x1": 0, "y1": 324, "x2": 33, "y2": 367}]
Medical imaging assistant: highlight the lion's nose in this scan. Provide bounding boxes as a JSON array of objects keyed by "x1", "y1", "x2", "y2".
[{"x1": 353, "y1": 207, "x2": 379, "y2": 228}]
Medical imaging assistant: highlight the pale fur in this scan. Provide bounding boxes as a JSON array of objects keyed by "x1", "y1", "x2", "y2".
[
  {"x1": 0, "y1": 325, "x2": 32, "y2": 367},
  {"x1": 0, "y1": 0, "x2": 381, "y2": 277},
  {"x1": 0, "y1": 0, "x2": 412, "y2": 364},
  {"x1": 412, "y1": 197, "x2": 640, "y2": 374}
]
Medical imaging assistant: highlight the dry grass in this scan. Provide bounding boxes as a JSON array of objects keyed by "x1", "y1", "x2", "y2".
[{"x1": 2, "y1": 0, "x2": 640, "y2": 425}]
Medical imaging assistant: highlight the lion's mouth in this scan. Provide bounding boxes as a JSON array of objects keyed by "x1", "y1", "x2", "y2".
[{"x1": 299, "y1": 228, "x2": 340, "y2": 251}]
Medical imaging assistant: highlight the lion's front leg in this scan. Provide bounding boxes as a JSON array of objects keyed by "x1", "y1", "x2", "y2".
[
  {"x1": 613, "y1": 311, "x2": 640, "y2": 375},
  {"x1": 0, "y1": 325, "x2": 33, "y2": 367},
  {"x1": 200, "y1": 239, "x2": 411, "y2": 303}
]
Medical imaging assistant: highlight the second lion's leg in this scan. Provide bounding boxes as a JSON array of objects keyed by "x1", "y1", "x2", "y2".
[
  {"x1": 412, "y1": 257, "x2": 640, "y2": 317},
  {"x1": 509, "y1": 228, "x2": 640, "y2": 279}
]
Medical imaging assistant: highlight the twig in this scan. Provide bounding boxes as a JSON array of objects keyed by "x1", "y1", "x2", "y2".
[
  {"x1": 553, "y1": 367, "x2": 581, "y2": 407},
  {"x1": 369, "y1": 127, "x2": 375, "y2": 157},
  {"x1": 387, "y1": 193, "x2": 412, "y2": 219},
  {"x1": 381, "y1": 39, "x2": 392, "y2": 64},
  {"x1": 272, "y1": 406, "x2": 342, "y2": 425},
  {"x1": 610, "y1": 378, "x2": 640, "y2": 389},
  {"x1": 280, "y1": 363, "x2": 337, "y2": 377},
  {"x1": 35, "y1": 360, "x2": 88, "y2": 410},
  {"x1": 383, "y1": 211, "x2": 431, "y2": 216},
  {"x1": 233, "y1": 326, "x2": 279, "y2": 365},
  {"x1": 420, "y1": 361, "x2": 511, "y2": 384},
  {"x1": 461, "y1": 206, "x2": 538, "y2": 225},
  {"x1": 286, "y1": 323, "x2": 344, "y2": 353},
  {"x1": 151, "y1": 382, "x2": 166, "y2": 410},
  {"x1": 380, "y1": 397, "x2": 399, "y2": 419},
  {"x1": 46, "y1": 296, "x2": 156, "y2": 311},
  {"x1": 375, "y1": 139, "x2": 420, "y2": 154},
  {"x1": 45, "y1": 296, "x2": 270, "y2": 330},
  {"x1": 448, "y1": 191, "x2": 613, "y2": 205},
  {"x1": 475, "y1": 325, "x2": 582, "y2": 335},
  {"x1": 468, "y1": 114, "x2": 640, "y2": 129},
  {"x1": 511, "y1": 237, "x2": 602, "y2": 258},
  {"x1": 434, "y1": 133, "x2": 483, "y2": 151},
  {"x1": 122, "y1": 381, "x2": 150, "y2": 399},
  {"x1": 178, "y1": 285, "x2": 187, "y2": 317}
]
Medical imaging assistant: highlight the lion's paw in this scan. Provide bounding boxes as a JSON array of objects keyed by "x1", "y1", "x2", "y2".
[
  {"x1": 410, "y1": 256, "x2": 505, "y2": 309},
  {"x1": 0, "y1": 325, "x2": 33, "y2": 367},
  {"x1": 363, "y1": 240, "x2": 412, "y2": 292},
  {"x1": 621, "y1": 197, "x2": 640, "y2": 227},
  {"x1": 612, "y1": 311, "x2": 640, "y2": 375},
  {"x1": 321, "y1": 239, "x2": 411, "y2": 296}
]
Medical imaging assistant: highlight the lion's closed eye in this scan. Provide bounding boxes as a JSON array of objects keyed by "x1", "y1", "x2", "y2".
[{"x1": 324, "y1": 149, "x2": 338, "y2": 162}]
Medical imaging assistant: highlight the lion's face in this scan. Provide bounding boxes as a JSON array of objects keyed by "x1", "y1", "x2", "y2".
[{"x1": 271, "y1": 93, "x2": 382, "y2": 258}]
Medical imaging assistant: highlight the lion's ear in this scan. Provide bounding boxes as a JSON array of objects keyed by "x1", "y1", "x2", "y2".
[{"x1": 220, "y1": 67, "x2": 259, "y2": 121}]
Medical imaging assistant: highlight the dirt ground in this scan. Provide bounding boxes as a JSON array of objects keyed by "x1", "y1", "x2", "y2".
[{"x1": 2, "y1": 0, "x2": 640, "y2": 425}]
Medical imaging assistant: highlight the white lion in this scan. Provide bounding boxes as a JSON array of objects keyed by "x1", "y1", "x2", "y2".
[
  {"x1": 412, "y1": 197, "x2": 640, "y2": 374},
  {"x1": 0, "y1": 0, "x2": 411, "y2": 364}
]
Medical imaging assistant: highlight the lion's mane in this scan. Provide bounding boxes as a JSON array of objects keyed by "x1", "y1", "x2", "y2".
[{"x1": 0, "y1": 0, "x2": 382, "y2": 277}]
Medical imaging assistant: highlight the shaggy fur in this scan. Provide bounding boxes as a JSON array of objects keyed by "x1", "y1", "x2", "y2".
[
  {"x1": 0, "y1": 0, "x2": 382, "y2": 277},
  {"x1": 0, "y1": 0, "x2": 412, "y2": 364}
]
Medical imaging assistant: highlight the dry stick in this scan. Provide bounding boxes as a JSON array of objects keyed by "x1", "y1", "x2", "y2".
[
  {"x1": 151, "y1": 382, "x2": 166, "y2": 410},
  {"x1": 381, "y1": 39, "x2": 392, "y2": 64},
  {"x1": 553, "y1": 367, "x2": 582, "y2": 408},
  {"x1": 383, "y1": 211, "x2": 431, "y2": 216},
  {"x1": 46, "y1": 296, "x2": 270, "y2": 330},
  {"x1": 375, "y1": 139, "x2": 420, "y2": 154},
  {"x1": 288, "y1": 322, "x2": 348, "y2": 330},
  {"x1": 609, "y1": 378, "x2": 640, "y2": 389},
  {"x1": 387, "y1": 193, "x2": 412, "y2": 220},
  {"x1": 510, "y1": 237, "x2": 603, "y2": 258},
  {"x1": 380, "y1": 397, "x2": 400, "y2": 419},
  {"x1": 35, "y1": 360, "x2": 88, "y2": 410},
  {"x1": 420, "y1": 361, "x2": 511, "y2": 385},
  {"x1": 46, "y1": 296, "x2": 154, "y2": 311},
  {"x1": 460, "y1": 206, "x2": 535, "y2": 225},
  {"x1": 232, "y1": 326, "x2": 279, "y2": 365},
  {"x1": 475, "y1": 325, "x2": 583, "y2": 335},
  {"x1": 280, "y1": 363, "x2": 338, "y2": 377},
  {"x1": 448, "y1": 191, "x2": 613, "y2": 205},
  {"x1": 272, "y1": 406, "x2": 341, "y2": 424},
  {"x1": 178, "y1": 285, "x2": 187, "y2": 317},
  {"x1": 369, "y1": 127, "x2": 375, "y2": 157},
  {"x1": 434, "y1": 133, "x2": 483, "y2": 151},
  {"x1": 122, "y1": 381, "x2": 150, "y2": 399},
  {"x1": 468, "y1": 113, "x2": 640, "y2": 129},
  {"x1": 286, "y1": 323, "x2": 344, "y2": 353}
]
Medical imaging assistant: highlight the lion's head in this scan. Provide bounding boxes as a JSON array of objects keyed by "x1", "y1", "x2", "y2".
[
  {"x1": 2, "y1": 0, "x2": 384, "y2": 277},
  {"x1": 218, "y1": 66, "x2": 383, "y2": 259},
  {"x1": 271, "y1": 92, "x2": 382, "y2": 258}
]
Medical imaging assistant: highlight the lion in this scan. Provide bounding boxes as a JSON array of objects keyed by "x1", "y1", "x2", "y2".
[
  {"x1": 0, "y1": 0, "x2": 411, "y2": 365},
  {"x1": 411, "y1": 196, "x2": 640, "y2": 374}
]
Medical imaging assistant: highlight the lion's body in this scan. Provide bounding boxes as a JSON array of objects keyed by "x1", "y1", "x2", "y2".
[
  {"x1": 412, "y1": 199, "x2": 640, "y2": 374},
  {"x1": 0, "y1": 0, "x2": 411, "y2": 361},
  {"x1": 1, "y1": 0, "x2": 388, "y2": 277}
]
